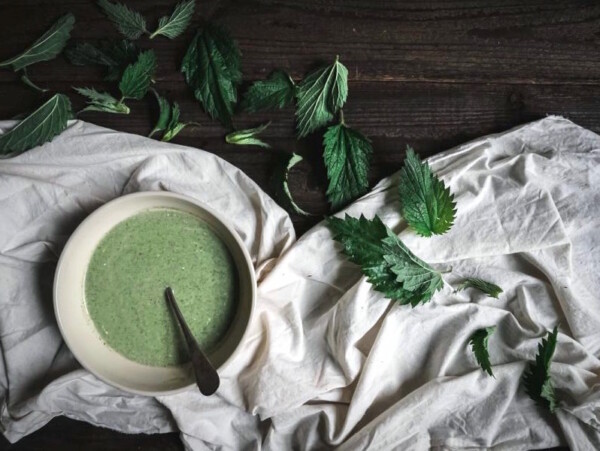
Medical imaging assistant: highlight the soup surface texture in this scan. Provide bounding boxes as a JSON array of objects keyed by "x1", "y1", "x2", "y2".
[{"x1": 85, "y1": 209, "x2": 237, "y2": 366}]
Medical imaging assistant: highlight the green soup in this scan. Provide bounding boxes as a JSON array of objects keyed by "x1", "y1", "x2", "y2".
[{"x1": 84, "y1": 209, "x2": 237, "y2": 367}]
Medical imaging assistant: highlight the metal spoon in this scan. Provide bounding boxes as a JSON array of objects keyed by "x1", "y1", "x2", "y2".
[{"x1": 165, "y1": 287, "x2": 220, "y2": 396}]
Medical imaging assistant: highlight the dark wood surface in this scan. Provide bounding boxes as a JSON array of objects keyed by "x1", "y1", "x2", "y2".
[{"x1": 0, "y1": 0, "x2": 593, "y2": 448}]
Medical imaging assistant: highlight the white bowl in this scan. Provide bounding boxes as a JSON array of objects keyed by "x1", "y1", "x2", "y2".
[{"x1": 53, "y1": 192, "x2": 256, "y2": 396}]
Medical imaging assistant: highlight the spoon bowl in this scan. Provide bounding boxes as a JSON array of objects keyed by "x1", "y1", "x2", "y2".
[{"x1": 53, "y1": 192, "x2": 256, "y2": 396}]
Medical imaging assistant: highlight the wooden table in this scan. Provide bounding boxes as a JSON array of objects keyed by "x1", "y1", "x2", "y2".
[{"x1": 0, "y1": 0, "x2": 591, "y2": 448}]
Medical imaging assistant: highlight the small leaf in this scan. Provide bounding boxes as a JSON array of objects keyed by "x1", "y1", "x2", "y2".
[
  {"x1": 162, "y1": 122, "x2": 187, "y2": 142},
  {"x1": 74, "y1": 87, "x2": 130, "y2": 114},
  {"x1": 65, "y1": 40, "x2": 139, "y2": 81},
  {"x1": 327, "y1": 214, "x2": 442, "y2": 305},
  {"x1": 270, "y1": 153, "x2": 311, "y2": 216},
  {"x1": 242, "y1": 70, "x2": 295, "y2": 113},
  {"x1": 0, "y1": 94, "x2": 72, "y2": 157},
  {"x1": 455, "y1": 278, "x2": 503, "y2": 299},
  {"x1": 523, "y1": 326, "x2": 559, "y2": 413},
  {"x1": 119, "y1": 50, "x2": 157, "y2": 100},
  {"x1": 398, "y1": 147, "x2": 457, "y2": 237},
  {"x1": 98, "y1": 0, "x2": 148, "y2": 40},
  {"x1": 323, "y1": 121, "x2": 372, "y2": 209},
  {"x1": 225, "y1": 122, "x2": 271, "y2": 148},
  {"x1": 149, "y1": 89, "x2": 171, "y2": 137},
  {"x1": 181, "y1": 22, "x2": 242, "y2": 128},
  {"x1": 0, "y1": 14, "x2": 75, "y2": 72},
  {"x1": 295, "y1": 56, "x2": 348, "y2": 138},
  {"x1": 149, "y1": 92, "x2": 191, "y2": 141},
  {"x1": 162, "y1": 103, "x2": 188, "y2": 141},
  {"x1": 469, "y1": 327, "x2": 496, "y2": 376},
  {"x1": 150, "y1": 0, "x2": 195, "y2": 39}
]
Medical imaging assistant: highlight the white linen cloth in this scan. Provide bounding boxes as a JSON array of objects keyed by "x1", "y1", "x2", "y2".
[{"x1": 0, "y1": 116, "x2": 599, "y2": 450}]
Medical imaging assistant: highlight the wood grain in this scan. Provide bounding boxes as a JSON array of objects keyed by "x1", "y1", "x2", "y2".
[{"x1": 0, "y1": 0, "x2": 589, "y2": 448}]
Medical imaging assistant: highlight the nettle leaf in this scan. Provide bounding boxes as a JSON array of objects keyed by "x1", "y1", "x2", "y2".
[
  {"x1": 149, "y1": 90, "x2": 191, "y2": 142},
  {"x1": 327, "y1": 214, "x2": 442, "y2": 306},
  {"x1": 455, "y1": 278, "x2": 503, "y2": 299},
  {"x1": 242, "y1": 70, "x2": 295, "y2": 113},
  {"x1": 98, "y1": 0, "x2": 148, "y2": 40},
  {"x1": 66, "y1": 42, "x2": 117, "y2": 67},
  {"x1": 398, "y1": 147, "x2": 457, "y2": 237},
  {"x1": 0, "y1": 94, "x2": 72, "y2": 157},
  {"x1": 226, "y1": 122, "x2": 271, "y2": 148},
  {"x1": 469, "y1": 326, "x2": 496, "y2": 376},
  {"x1": 151, "y1": 0, "x2": 195, "y2": 39},
  {"x1": 382, "y1": 230, "x2": 444, "y2": 306},
  {"x1": 295, "y1": 56, "x2": 348, "y2": 138},
  {"x1": 523, "y1": 326, "x2": 559, "y2": 413},
  {"x1": 162, "y1": 103, "x2": 188, "y2": 142},
  {"x1": 0, "y1": 14, "x2": 75, "y2": 72},
  {"x1": 323, "y1": 121, "x2": 372, "y2": 209},
  {"x1": 328, "y1": 214, "x2": 410, "y2": 302},
  {"x1": 270, "y1": 153, "x2": 311, "y2": 216},
  {"x1": 74, "y1": 87, "x2": 130, "y2": 114},
  {"x1": 119, "y1": 50, "x2": 157, "y2": 100},
  {"x1": 149, "y1": 89, "x2": 171, "y2": 137},
  {"x1": 181, "y1": 22, "x2": 242, "y2": 128},
  {"x1": 65, "y1": 40, "x2": 139, "y2": 81}
]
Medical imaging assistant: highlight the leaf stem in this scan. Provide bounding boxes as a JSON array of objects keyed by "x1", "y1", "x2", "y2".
[
  {"x1": 339, "y1": 109, "x2": 345, "y2": 126},
  {"x1": 20, "y1": 70, "x2": 48, "y2": 93}
]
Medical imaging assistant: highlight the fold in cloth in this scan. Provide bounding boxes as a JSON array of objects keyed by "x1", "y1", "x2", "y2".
[{"x1": 0, "y1": 117, "x2": 599, "y2": 450}]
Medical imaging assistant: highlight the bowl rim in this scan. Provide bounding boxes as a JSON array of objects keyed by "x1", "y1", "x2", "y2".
[{"x1": 53, "y1": 191, "x2": 256, "y2": 396}]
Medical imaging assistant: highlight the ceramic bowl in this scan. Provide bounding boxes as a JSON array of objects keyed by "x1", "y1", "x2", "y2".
[{"x1": 53, "y1": 192, "x2": 256, "y2": 396}]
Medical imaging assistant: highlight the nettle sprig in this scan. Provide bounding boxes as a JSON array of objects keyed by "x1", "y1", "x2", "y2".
[
  {"x1": 98, "y1": 0, "x2": 195, "y2": 40},
  {"x1": 74, "y1": 50, "x2": 157, "y2": 115},
  {"x1": 149, "y1": 89, "x2": 199, "y2": 142}
]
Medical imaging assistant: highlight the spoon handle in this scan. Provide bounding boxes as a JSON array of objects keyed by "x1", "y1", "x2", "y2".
[{"x1": 165, "y1": 287, "x2": 220, "y2": 396}]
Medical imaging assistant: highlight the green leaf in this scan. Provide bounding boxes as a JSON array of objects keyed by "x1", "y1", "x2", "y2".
[
  {"x1": 98, "y1": 0, "x2": 148, "y2": 39},
  {"x1": 295, "y1": 56, "x2": 348, "y2": 138},
  {"x1": 523, "y1": 326, "x2": 559, "y2": 413},
  {"x1": 149, "y1": 89, "x2": 171, "y2": 137},
  {"x1": 162, "y1": 103, "x2": 188, "y2": 141},
  {"x1": 323, "y1": 121, "x2": 372, "y2": 209},
  {"x1": 119, "y1": 50, "x2": 157, "y2": 100},
  {"x1": 455, "y1": 278, "x2": 503, "y2": 299},
  {"x1": 225, "y1": 122, "x2": 270, "y2": 148},
  {"x1": 270, "y1": 153, "x2": 311, "y2": 216},
  {"x1": 65, "y1": 40, "x2": 139, "y2": 81},
  {"x1": 103, "y1": 41, "x2": 140, "y2": 81},
  {"x1": 150, "y1": 0, "x2": 195, "y2": 39},
  {"x1": 398, "y1": 147, "x2": 457, "y2": 237},
  {"x1": 0, "y1": 14, "x2": 75, "y2": 72},
  {"x1": 149, "y1": 91, "x2": 191, "y2": 141},
  {"x1": 328, "y1": 214, "x2": 414, "y2": 302},
  {"x1": 0, "y1": 94, "x2": 72, "y2": 157},
  {"x1": 181, "y1": 22, "x2": 242, "y2": 128},
  {"x1": 74, "y1": 87, "x2": 130, "y2": 114},
  {"x1": 242, "y1": 70, "x2": 295, "y2": 113},
  {"x1": 382, "y1": 230, "x2": 444, "y2": 306},
  {"x1": 469, "y1": 327, "x2": 496, "y2": 376},
  {"x1": 162, "y1": 123, "x2": 187, "y2": 142},
  {"x1": 327, "y1": 214, "x2": 442, "y2": 305}
]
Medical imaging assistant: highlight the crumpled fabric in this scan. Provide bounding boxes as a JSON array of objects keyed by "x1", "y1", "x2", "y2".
[{"x1": 1, "y1": 116, "x2": 599, "y2": 450}]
